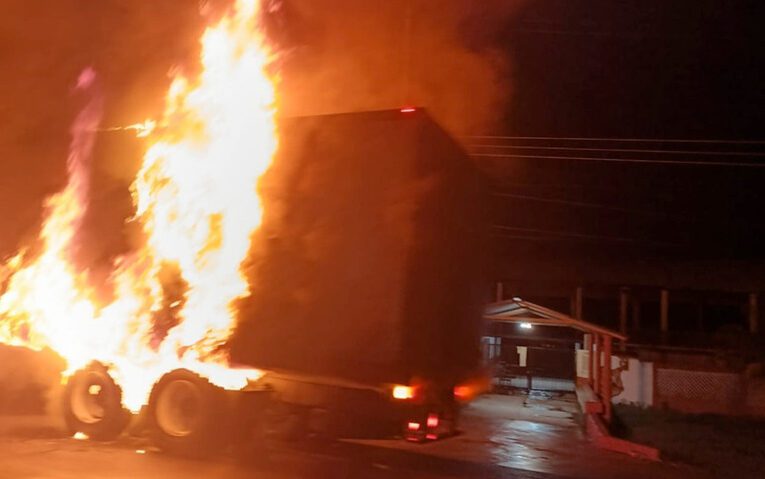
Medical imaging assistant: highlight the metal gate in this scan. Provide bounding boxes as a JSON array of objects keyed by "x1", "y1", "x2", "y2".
[{"x1": 484, "y1": 337, "x2": 576, "y2": 392}]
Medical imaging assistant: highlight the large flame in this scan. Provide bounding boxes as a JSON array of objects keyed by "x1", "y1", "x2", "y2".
[{"x1": 0, "y1": 0, "x2": 276, "y2": 412}]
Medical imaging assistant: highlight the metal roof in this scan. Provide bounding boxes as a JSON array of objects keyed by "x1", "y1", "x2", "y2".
[{"x1": 484, "y1": 297, "x2": 627, "y2": 341}]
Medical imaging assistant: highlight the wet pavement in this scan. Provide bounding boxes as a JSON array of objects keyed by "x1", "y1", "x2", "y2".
[
  {"x1": 0, "y1": 393, "x2": 707, "y2": 479},
  {"x1": 352, "y1": 393, "x2": 706, "y2": 479},
  {"x1": 0, "y1": 434, "x2": 565, "y2": 479}
]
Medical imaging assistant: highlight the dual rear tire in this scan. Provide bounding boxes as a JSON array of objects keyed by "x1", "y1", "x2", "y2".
[
  {"x1": 62, "y1": 362, "x2": 131, "y2": 441},
  {"x1": 146, "y1": 368, "x2": 233, "y2": 457},
  {"x1": 62, "y1": 365, "x2": 292, "y2": 456},
  {"x1": 62, "y1": 363, "x2": 231, "y2": 456}
]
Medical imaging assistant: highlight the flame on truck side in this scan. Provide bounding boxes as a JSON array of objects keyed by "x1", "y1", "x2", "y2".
[{"x1": 0, "y1": 0, "x2": 277, "y2": 412}]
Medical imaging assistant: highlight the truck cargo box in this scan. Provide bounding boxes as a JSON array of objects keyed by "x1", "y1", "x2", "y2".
[{"x1": 229, "y1": 109, "x2": 486, "y2": 388}]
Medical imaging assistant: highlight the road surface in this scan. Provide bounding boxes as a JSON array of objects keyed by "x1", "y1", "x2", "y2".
[
  {"x1": 0, "y1": 394, "x2": 704, "y2": 479},
  {"x1": 0, "y1": 434, "x2": 574, "y2": 479}
]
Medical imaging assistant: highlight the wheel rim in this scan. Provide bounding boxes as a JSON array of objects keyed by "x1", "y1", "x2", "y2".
[
  {"x1": 70, "y1": 372, "x2": 107, "y2": 424},
  {"x1": 155, "y1": 380, "x2": 203, "y2": 437}
]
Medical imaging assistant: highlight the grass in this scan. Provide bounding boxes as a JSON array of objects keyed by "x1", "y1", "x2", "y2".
[{"x1": 613, "y1": 404, "x2": 765, "y2": 477}]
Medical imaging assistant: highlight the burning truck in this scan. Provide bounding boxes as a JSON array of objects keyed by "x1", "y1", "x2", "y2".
[{"x1": 0, "y1": 0, "x2": 486, "y2": 455}]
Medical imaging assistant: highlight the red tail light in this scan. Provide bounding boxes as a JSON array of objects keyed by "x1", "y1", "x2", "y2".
[
  {"x1": 426, "y1": 413, "x2": 439, "y2": 429},
  {"x1": 454, "y1": 385, "x2": 471, "y2": 400}
]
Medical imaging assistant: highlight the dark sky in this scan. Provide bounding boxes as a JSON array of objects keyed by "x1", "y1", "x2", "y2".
[
  {"x1": 479, "y1": 0, "x2": 765, "y2": 262},
  {"x1": 499, "y1": 0, "x2": 764, "y2": 138},
  {"x1": 0, "y1": 0, "x2": 763, "y2": 271}
]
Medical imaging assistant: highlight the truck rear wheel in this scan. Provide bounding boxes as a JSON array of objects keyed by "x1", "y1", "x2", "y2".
[
  {"x1": 147, "y1": 369, "x2": 231, "y2": 457},
  {"x1": 62, "y1": 362, "x2": 130, "y2": 441}
]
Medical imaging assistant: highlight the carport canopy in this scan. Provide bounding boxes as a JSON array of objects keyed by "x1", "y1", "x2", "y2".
[
  {"x1": 483, "y1": 297, "x2": 625, "y2": 422},
  {"x1": 484, "y1": 297, "x2": 626, "y2": 341}
]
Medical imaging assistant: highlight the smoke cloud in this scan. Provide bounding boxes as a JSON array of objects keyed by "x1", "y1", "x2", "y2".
[
  {"x1": 0, "y1": 0, "x2": 518, "y2": 260},
  {"x1": 270, "y1": 0, "x2": 521, "y2": 135},
  {"x1": 0, "y1": 0, "x2": 201, "y2": 265}
]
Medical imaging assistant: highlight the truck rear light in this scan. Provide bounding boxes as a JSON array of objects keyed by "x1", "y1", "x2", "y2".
[
  {"x1": 400, "y1": 107, "x2": 416, "y2": 113},
  {"x1": 426, "y1": 413, "x2": 439, "y2": 429},
  {"x1": 454, "y1": 375, "x2": 492, "y2": 402},
  {"x1": 454, "y1": 385, "x2": 471, "y2": 400},
  {"x1": 426, "y1": 433, "x2": 437, "y2": 440},
  {"x1": 392, "y1": 385, "x2": 416, "y2": 400},
  {"x1": 407, "y1": 421, "x2": 421, "y2": 431}
]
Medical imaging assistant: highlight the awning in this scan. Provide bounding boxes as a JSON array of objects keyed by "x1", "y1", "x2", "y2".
[{"x1": 484, "y1": 297, "x2": 627, "y2": 341}]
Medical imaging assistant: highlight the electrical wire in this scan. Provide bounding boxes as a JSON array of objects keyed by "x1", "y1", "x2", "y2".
[
  {"x1": 491, "y1": 225, "x2": 675, "y2": 246},
  {"x1": 492, "y1": 192, "x2": 667, "y2": 216},
  {"x1": 464, "y1": 135, "x2": 765, "y2": 145},
  {"x1": 468, "y1": 144, "x2": 765, "y2": 157},
  {"x1": 471, "y1": 153, "x2": 765, "y2": 168}
]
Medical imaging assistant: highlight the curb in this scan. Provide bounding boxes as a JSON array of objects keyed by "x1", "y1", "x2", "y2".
[
  {"x1": 585, "y1": 412, "x2": 660, "y2": 461},
  {"x1": 575, "y1": 384, "x2": 660, "y2": 461}
]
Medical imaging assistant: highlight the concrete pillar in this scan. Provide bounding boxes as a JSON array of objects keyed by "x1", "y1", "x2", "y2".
[
  {"x1": 749, "y1": 292, "x2": 759, "y2": 334},
  {"x1": 587, "y1": 334, "x2": 595, "y2": 388},
  {"x1": 602, "y1": 336, "x2": 613, "y2": 422},
  {"x1": 592, "y1": 334, "x2": 600, "y2": 393},
  {"x1": 573, "y1": 286, "x2": 583, "y2": 320},
  {"x1": 631, "y1": 297, "x2": 641, "y2": 331},
  {"x1": 660, "y1": 289, "x2": 669, "y2": 334},
  {"x1": 619, "y1": 288, "x2": 629, "y2": 350},
  {"x1": 495, "y1": 282, "x2": 504, "y2": 302}
]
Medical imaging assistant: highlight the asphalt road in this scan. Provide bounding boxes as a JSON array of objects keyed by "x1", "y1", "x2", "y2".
[
  {"x1": 0, "y1": 435, "x2": 565, "y2": 479},
  {"x1": 0, "y1": 395, "x2": 700, "y2": 479}
]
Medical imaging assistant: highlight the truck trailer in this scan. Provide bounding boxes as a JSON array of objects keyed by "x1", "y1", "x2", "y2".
[{"x1": 62, "y1": 108, "x2": 488, "y2": 455}]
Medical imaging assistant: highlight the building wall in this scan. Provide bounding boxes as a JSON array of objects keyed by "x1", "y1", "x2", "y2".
[{"x1": 576, "y1": 350, "x2": 655, "y2": 407}]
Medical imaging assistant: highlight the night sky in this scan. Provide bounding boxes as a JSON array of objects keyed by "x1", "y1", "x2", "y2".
[
  {"x1": 477, "y1": 0, "x2": 765, "y2": 261},
  {"x1": 0, "y1": 0, "x2": 763, "y2": 273},
  {"x1": 501, "y1": 0, "x2": 763, "y2": 139}
]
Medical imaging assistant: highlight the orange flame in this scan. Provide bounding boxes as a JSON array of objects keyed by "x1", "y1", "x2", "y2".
[
  {"x1": 0, "y1": 0, "x2": 276, "y2": 412},
  {"x1": 0, "y1": 67, "x2": 102, "y2": 365}
]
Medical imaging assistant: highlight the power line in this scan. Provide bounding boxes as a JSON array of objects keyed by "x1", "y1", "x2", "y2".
[
  {"x1": 472, "y1": 153, "x2": 765, "y2": 168},
  {"x1": 493, "y1": 233, "x2": 597, "y2": 243},
  {"x1": 492, "y1": 232, "x2": 675, "y2": 246},
  {"x1": 492, "y1": 192, "x2": 666, "y2": 216},
  {"x1": 492, "y1": 225, "x2": 674, "y2": 246},
  {"x1": 469, "y1": 144, "x2": 765, "y2": 157},
  {"x1": 490, "y1": 181, "x2": 675, "y2": 198},
  {"x1": 466, "y1": 135, "x2": 765, "y2": 145},
  {"x1": 506, "y1": 27, "x2": 699, "y2": 40}
]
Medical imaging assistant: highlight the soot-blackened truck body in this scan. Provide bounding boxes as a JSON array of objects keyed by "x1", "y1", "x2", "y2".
[
  {"x1": 62, "y1": 109, "x2": 488, "y2": 453},
  {"x1": 228, "y1": 108, "x2": 488, "y2": 439}
]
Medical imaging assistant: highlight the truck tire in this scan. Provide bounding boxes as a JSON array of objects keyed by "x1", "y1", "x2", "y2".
[
  {"x1": 62, "y1": 362, "x2": 130, "y2": 441},
  {"x1": 147, "y1": 369, "x2": 231, "y2": 457}
]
